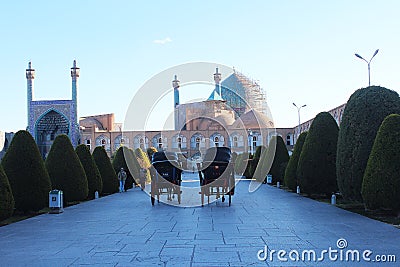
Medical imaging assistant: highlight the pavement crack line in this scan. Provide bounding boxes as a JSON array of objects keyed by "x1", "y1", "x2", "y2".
[
  {"x1": 145, "y1": 230, "x2": 157, "y2": 244},
  {"x1": 158, "y1": 240, "x2": 168, "y2": 256},
  {"x1": 190, "y1": 244, "x2": 196, "y2": 267}
]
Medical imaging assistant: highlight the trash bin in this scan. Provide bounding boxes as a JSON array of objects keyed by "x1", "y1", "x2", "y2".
[
  {"x1": 49, "y1": 190, "x2": 64, "y2": 214},
  {"x1": 266, "y1": 174, "x2": 272, "y2": 184}
]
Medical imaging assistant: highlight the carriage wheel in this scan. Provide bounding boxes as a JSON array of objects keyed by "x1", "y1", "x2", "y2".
[
  {"x1": 157, "y1": 188, "x2": 160, "y2": 203},
  {"x1": 201, "y1": 187, "x2": 205, "y2": 207},
  {"x1": 167, "y1": 187, "x2": 172, "y2": 201},
  {"x1": 177, "y1": 186, "x2": 181, "y2": 204},
  {"x1": 229, "y1": 173, "x2": 234, "y2": 206},
  {"x1": 151, "y1": 183, "x2": 156, "y2": 206}
]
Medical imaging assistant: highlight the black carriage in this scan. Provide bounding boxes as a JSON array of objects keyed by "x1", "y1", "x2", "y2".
[
  {"x1": 197, "y1": 147, "x2": 235, "y2": 206},
  {"x1": 150, "y1": 151, "x2": 182, "y2": 205}
]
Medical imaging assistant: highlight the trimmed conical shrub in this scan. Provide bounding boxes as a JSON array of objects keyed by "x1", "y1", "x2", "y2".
[
  {"x1": 45, "y1": 135, "x2": 88, "y2": 202},
  {"x1": 0, "y1": 165, "x2": 14, "y2": 220},
  {"x1": 128, "y1": 148, "x2": 140, "y2": 185},
  {"x1": 235, "y1": 152, "x2": 250, "y2": 176},
  {"x1": 231, "y1": 152, "x2": 238, "y2": 166},
  {"x1": 337, "y1": 86, "x2": 400, "y2": 201},
  {"x1": 249, "y1": 146, "x2": 266, "y2": 178},
  {"x1": 284, "y1": 132, "x2": 308, "y2": 191},
  {"x1": 252, "y1": 146, "x2": 269, "y2": 182},
  {"x1": 297, "y1": 112, "x2": 338, "y2": 196},
  {"x1": 362, "y1": 114, "x2": 400, "y2": 212},
  {"x1": 243, "y1": 154, "x2": 254, "y2": 179},
  {"x1": 268, "y1": 136, "x2": 289, "y2": 184},
  {"x1": 76, "y1": 144, "x2": 103, "y2": 199},
  {"x1": 1, "y1": 130, "x2": 51, "y2": 212},
  {"x1": 134, "y1": 148, "x2": 151, "y2": 183},
  {"x1": 112, "y1": 146, "x2": 135, "y2": 191},
  {"x1": 93, "y1": 146, "x2": 119, "y2": 195}
]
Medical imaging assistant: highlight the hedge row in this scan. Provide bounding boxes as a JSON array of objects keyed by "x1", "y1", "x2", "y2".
[
  {"x1": 1, "y1": 130, "x2": 51, "y2": 213},
  {"x1": 284, "y1": 131, "x2": 307, "y2": 192},
  {"x1": 0, "y1": 132, "x2": 138, "y2": 220},
  {"x1": 362, "y1": 114, "x2": 400, "y2": 212},
  {"x1": 297, "y1": 112, "x2": 338, "y2": 196},
  {"x1": 337, "y1": 86, "x2": 400, "y2": 201}
]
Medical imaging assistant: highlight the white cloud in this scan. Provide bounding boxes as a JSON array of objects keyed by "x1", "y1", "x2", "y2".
[{"x1": 153, "y1": 37, "x2": 172, "y2": 45}]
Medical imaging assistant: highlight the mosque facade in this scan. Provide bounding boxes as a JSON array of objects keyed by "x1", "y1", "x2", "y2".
[
  {"x1": 26, "y1": 61, "x2": 80, "y2": 158},
  {"x1": 80, "y1": 68, "x2": 297, "y2": 159}
]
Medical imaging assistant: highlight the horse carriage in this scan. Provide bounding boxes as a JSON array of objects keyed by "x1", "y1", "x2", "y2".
[
  {"x1": 150, "y1": 151, "x2": 182, "y2": 205},
  {"x1": 197, "y1": 147, "x2": 235, "y2": 206}
]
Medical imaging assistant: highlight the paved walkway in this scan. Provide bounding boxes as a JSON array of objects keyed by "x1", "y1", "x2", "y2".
[{"x1": 0, "y1": 172, "x2": 399, "y2": 266}]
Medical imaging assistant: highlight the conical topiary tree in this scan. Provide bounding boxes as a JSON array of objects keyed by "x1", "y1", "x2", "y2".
[
  {"x1": 337, "y1": 86, "x2": 400, "y2": 201},
  {"x1": 297, "y1": 112, "x2": 338, "y2": 196},
  {"x1": 362, "y1": 114, "x2": 400, "y2": 213},
  {"x1": 249, "y1": 146, "x2": 266, "y2": 178},
  {"x1": 252, "y1": 146, "x2": 269, "y2": 182},
  {"x1": 1, "y1": 130, "x2": 51, "y2": 212},
  {"x1": 45, "y1": 135, "x2": 88, "y2": 203},
  {"x1": 76, "y1": 144, "x2": 103, "y2": 199},
  {"x1": 128, "y1": 148, "x2": 140, "y2": 186},
  {"x1": 243, "y1": 154, "x2": 254, "y2": 179},
  {"x1": 234, "y1": 152, "x2": 250, "y2": 176},
  {"x1": 134, "y1": 148, "x2": 151, "y2": 183},
  {"x1": 268, "y1": 136, "x2": 289, "y2": 184},
  {"x1": 112, "y1": 146, "x2": 135, "y2": 191},
  {"x1": 284, "y1": 131, "x2": 308, "y2": 191},
  {"x1": 231, "y1": 152, "x2": 238, "y2": 166},
  {"x1": 0, "y1": 165, "x2": 14, "y2": 220},
  {"x1": 93, "y1": 146, "x2": 119, "y2": 195}
]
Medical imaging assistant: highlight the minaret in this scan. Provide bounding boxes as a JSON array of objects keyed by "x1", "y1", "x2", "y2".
[
  {"x1": 172, "y1": 75, "x2": 180, "y2": 108},
  {"x1": 26, "y1": 62, "x2": 35, "y2": 134},
  {"x1": 70, "y1": 60, "x2": 80, "y2": 146},
  {"x1": 172, "y1": 75, "x2": 180, "y2": 130},
  {"x1": 214, "y1": 67, "x2": 222, "y2": 97}
]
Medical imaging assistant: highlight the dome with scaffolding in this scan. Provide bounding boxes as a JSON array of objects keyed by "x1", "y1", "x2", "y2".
[{"x1": 208, "y1": 70, "x2": 268, "y2": 119}]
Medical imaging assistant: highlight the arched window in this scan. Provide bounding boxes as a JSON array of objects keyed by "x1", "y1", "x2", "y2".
[
  {"x1": 196, "y1": 137, "x2": 200, "y2": 149},
  {"x1": 158, "y1": 137, "x2": 163, "y2": 149},
  {"x1": 252, "y1": 136, "x2": 257, "y2": 149},
  {"x1": 233, "y1": 136, "x2": 238, "y2": 147},
  {"x1": 101, "y1": 139, "x2": 106, "y2": 148},
  {"x1": 214, "y1": 136, "x2": 219, "y2": 147},
  {"x1": 86, "y1": 139, "x2": 91, "y2": 150},
  {"x1": 139, "y1": 138, "x2": 144, "y2": 149},
  {"x1": 286, "y1": 134, "x2": 292, "y2": 146},
  {"x1": 177, "y1": 137, "x2": 182, "y2": 149},
  {"x1": 191, "y1": 133, "x2": 205, "y2": 149}
]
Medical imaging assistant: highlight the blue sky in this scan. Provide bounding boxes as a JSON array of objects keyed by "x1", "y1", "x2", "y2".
[{"x1": 1, "y1": 1, "x2": 400, "y2": 131}]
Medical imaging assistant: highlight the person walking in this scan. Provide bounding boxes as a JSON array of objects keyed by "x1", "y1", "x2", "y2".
[{"x1": 118, "y1": 167, "x2": 127, "y2": 193}]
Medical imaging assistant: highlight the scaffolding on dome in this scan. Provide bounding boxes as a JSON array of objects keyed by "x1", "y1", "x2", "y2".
[{"x1": 220, "y1": 70, "x2": 267, "y2": 119}]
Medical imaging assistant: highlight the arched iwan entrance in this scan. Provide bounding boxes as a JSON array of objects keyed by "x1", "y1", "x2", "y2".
[{"x1": 36, "y1": 110, "x2": 70, "y2": 158}]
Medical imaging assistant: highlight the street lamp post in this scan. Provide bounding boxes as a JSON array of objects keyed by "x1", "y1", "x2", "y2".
[
  {"x1": 248, "y1": 129, "x2": 254, "y2": 156},
  {"x1": 355, "y1": 49, "x2": 379, "y2": 87},
  {"x1": 293, "y1": 103, "x2": 306, "y2": 143}
]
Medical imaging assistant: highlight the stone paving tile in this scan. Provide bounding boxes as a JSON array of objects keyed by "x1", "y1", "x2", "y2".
[{"x1": 0, "y1": 174, "x2": 399, "y2": 266}]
